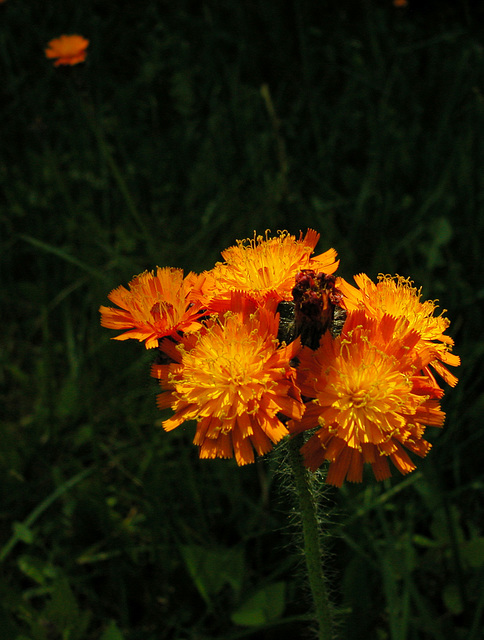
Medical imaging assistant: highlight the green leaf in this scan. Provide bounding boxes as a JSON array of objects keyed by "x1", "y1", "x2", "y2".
[
  {"x1": 43, "y1": 577, "x2": 79, "y2": 628},
  {"x1": 12, "y1": 522, "x2": 34, "y2": 545},
  {"x1": 433, "y1": 216, "x2": 453, "y2": 245},
  {"x1": 17, "y1": 555, "x2": 59, "y2": 585},
  {"x1": 180, "y1": 544, "x2": 245, "y2": 604},
  {"x1": 442, "y1": 583, "x2": 464, "y2": 615},
  {"x1": 100, "y1": 620, "x2": 125, "y2": 640},
  {"x1": 0, "y1": 468, "x2": 92, "y2": 564},
  {"x1": 56, "y1": 377, "x2": 80, "y2": 419},
  {"x1": 41, "y1": 576, "x2": 91, "y2": 639},
  {"x1": 231, "y1": 582, "x2": 286, "y2": 627},
  {"x1": 462, "y1": 536, "x2": 484, "y2": 568}
]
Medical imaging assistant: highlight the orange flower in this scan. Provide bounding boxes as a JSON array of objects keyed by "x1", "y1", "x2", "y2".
[
  {"x1": 152, "y1": 294, "x2": 305, "y2": 465},
  {"x1": 393, "y1": 0, "x2": 408, "y2": 7},
  {"x1": 99, "y1": 268, "x2": 208, "y2": 349},
  {"x1": 45, "y1": 35, "x2": 89, "y2": 67},
  {"x1": 338, "y1": 274, "x2": 460, "y2": 387},
  {"x1": 289, "y1": 310, "x2": 445, "y2": 486},
  {"x1": 207, "y1": 229, "x2": 339, "y2": 310}
]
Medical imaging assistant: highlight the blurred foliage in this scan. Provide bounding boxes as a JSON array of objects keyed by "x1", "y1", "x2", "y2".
[{"x1": 1, "y1": 0, "x2": 483, "y2": 638}]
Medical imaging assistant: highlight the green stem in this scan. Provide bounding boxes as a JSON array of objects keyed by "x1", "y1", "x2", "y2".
[{"x1": 287, "y1": 434, "x2": 334, "y2": 640}]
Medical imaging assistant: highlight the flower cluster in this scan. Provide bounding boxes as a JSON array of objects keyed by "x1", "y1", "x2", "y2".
[{"x1": 100, "y1": 230, "x2": 459, "y2": 485}]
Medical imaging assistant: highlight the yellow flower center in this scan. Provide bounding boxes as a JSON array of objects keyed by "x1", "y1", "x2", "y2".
[
  {"x1": 216, "y1": 232, "x2": 308, "y2": 294},
  {"x1": 208, "y1": 229, "x2": 338, "y2": 303},
  {"x1": 348, "y1": 388, "x2": 369, "y2": 409},
  {"x1": 170, "y1": 313, "x2": 281, "y2": 427},
  {"x1": 324, "y1": 340, "x2": 415, "y2": 447},
  {"x1": 360, "y1": 274, "x2": 450, "y2": 341}
]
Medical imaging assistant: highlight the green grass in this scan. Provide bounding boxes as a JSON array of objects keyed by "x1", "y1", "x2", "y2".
[{"x1": 1, "y1": 1, "x2": 483, "y2": 638}]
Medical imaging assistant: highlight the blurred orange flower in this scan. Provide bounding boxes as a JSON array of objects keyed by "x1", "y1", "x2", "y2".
[
  {"x1": 207, "y1": 229, "x2": 339, "y2": 310},
  {"x1": 289, "y1": 310, "x2": 446, "y2": 486},
  {"x1": 99, "y1": 268, "x2": 208, "y2": 349},
  {"x1": 45, "y1": 35, "x2": 89, "y2": 66},
  {"x1": 152, "y1": 294, "x2": 305, "y2": 465}
]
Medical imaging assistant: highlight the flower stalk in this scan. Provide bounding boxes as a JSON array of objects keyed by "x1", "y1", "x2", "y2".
[{"x1": 287, "y1": 434, "x2": 334, "y2": 640}]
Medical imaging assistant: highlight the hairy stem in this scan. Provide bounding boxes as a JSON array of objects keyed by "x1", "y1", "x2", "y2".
[{"x1": 287, "y1": 434, "x2": 334, "y2": 640}]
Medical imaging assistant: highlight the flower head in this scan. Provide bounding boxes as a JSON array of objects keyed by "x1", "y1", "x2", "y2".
[
  {"x1": 99, "y1": 268, "x2": 207, "y2": 349},
  {"x1": 45, "y1": 35, "x2": 89, "y2": 66},
  {"x1": 152, "y1": 294, "x2": 305, "y2": 465},
  {"x1": 338, "y1": 273, "x2": 460, "y2": 387},
  {"x1": 207, "y1": 229, "x2": 339, "y2": 310},
  {"x1": 289, "y1": 310, "x2": 445, "y2": 486}
]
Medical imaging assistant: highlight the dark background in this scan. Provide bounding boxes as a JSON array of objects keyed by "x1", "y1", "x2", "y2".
[{"x1": 1, "y1": 1, "x2": 483, "y2": 639}]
